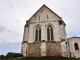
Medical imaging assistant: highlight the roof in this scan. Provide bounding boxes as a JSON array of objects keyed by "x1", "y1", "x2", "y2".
[
  {"x1": 6, "y1": 52, "x2": 23, "y2": 58},
  {"x1": 67, "y1": 36, "x2": 80, "y2": 40}
]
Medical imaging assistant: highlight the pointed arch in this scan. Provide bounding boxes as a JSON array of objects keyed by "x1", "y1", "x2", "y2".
[
  {"x1": 74, "y1": 43, "x2": 79, "y2": 50},
  {"x1": 47, "y1": 24, "x2": 54, "y2": 41},
  {"x1": 35, "y1": 28, "x2": 38, "y2": 41},
  {"x1": 35, "y1": 24, "x2": 41, "y2": 41}
]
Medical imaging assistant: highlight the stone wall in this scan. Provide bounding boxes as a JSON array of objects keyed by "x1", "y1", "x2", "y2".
[
  {"x1": 46, "y1": 42, "x2": 62, "y2": 56},
  {"x1": 26, "y1": 42, "x2": 62, "y2": 56},
  {"x1": 27, "y1": 42, "x2": 41, "y2": 56}
]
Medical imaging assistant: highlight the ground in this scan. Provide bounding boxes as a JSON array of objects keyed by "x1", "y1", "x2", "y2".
[{"x1": 3, "y1": 56, "x2": 80, "y2": 60}]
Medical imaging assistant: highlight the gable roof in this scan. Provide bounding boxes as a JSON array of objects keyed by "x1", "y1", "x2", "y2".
[
  {"x1": 27, "y1": 4, "x2": 61, "y2": 21},
  {"x1": 67, "y1": 36, "x2": 80, "y2": 40}
]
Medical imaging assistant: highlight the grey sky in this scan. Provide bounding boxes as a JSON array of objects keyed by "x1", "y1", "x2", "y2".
[{"x1": 0, "y1": 0, "x2": 80, "y2": 55}]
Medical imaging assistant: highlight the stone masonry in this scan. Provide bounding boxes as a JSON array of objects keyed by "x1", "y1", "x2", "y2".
[
  {"x1": 26, "y1": 41, "x2": 62, "y2": 56},
  {"x1": 21, "y1": 4, "x2": 68, "y2": 57}
]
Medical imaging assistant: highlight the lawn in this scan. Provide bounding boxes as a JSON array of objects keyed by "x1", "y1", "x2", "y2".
[{"x1": 4, "y1": 56, "x2": 80, "y2": 60}]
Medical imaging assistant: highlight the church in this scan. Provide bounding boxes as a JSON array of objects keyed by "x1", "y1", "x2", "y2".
[{"x1": 21, "y1": 5, "x2": 80, "y2": 58}]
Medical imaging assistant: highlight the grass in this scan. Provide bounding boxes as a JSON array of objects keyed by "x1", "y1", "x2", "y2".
[{"x1": 3, "y1": 56, "x2": 80, "y2": 60}]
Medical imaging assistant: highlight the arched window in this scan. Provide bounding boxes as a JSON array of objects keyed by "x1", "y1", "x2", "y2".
[
  {"x1": 47, "y1": 25, "x2": 53, "y2": 41},
  {"x1": 35, "y1": 27, "x2": 41, "y2": 41},
  {"x1": 74, "y1": 43, "x2": 79, "y2": 50}
]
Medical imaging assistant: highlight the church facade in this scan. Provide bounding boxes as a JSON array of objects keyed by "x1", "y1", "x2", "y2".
[{"x1": 21, "y1": 5, "x2": 80, "y2": 58}]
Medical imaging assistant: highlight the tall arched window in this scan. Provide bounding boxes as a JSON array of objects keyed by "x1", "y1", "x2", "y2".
[
  {"x1": 47, "y1": 25, "x2": 53, "y2": 41},
  {"x1": 74, "y1": 43, "x2": 79, "y2": 50},
  {"x1": 35, "y1": 27, "x2": 41, "y2": 41}
]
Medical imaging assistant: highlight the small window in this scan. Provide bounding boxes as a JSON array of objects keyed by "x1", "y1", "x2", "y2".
[
  {"x1": 38, "y1": 16, "x2": 40, "y2": 20},
  {"x1": 47, "y1": 15, "x2": 48, "y2": 19},
  {"x1": 74, "y1": 43, "x2": 79, "y2": 50}
]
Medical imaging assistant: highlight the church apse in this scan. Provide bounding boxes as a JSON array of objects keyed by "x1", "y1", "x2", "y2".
[{"x1": 21, "y1": 4, "x2": 67, "y2": 57}]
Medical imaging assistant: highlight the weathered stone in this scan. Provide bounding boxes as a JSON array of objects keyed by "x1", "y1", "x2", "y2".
[
  {"x1": 46, "y1": 42, "x2": 62, "y2": 56},
  {"x1": 21, "y1": 4, "x2": 67, "y2": 57},
  {"x1": 27, "y1": 42, "x2": 41, "y2": 56},
  {"x1": 25, "y1": 42, "x2": 62, "y2": 56}
]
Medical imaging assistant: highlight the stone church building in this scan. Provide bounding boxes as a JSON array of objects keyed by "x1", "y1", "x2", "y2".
[{"x1": 21, "y1": 5, "x2": 80, "y2": 58}]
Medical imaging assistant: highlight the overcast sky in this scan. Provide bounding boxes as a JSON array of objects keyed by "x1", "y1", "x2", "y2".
[{"x1": 0, "y1": 0, "x2": 80, "y2": 55}]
